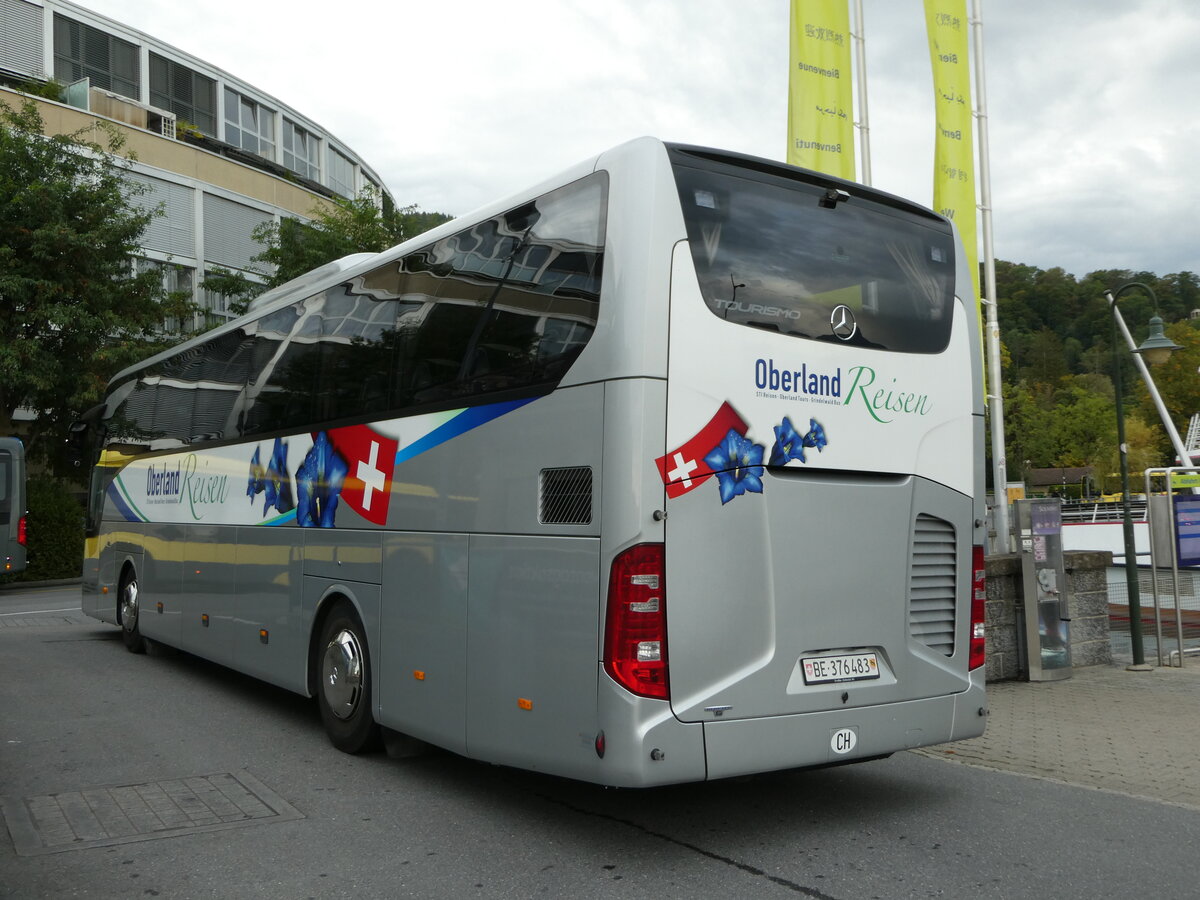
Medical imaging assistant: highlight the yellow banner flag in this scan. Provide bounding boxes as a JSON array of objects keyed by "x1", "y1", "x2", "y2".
[
  {"x1": 924, "y1": 0, "x2": 979, "y2": 304},
  {"x1": 787, "y1": 1, "x2": 855, "y2": 180}
]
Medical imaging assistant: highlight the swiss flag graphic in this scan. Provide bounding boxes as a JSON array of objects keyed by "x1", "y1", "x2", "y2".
[
  {"x1": 324, "y1": 425, "x2": 398, "y2": 525},
  {"x1": 655, "y1": 402, "x2": 749, "y2": 498}
]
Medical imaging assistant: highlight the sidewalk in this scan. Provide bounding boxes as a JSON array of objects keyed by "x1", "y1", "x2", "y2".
[{"x1": 915, "y1": 663, "x2": 1200, "y2": 811}]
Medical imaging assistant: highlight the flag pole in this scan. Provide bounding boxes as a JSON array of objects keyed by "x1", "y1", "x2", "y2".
[
  {"x1": 971, "y1": 0, "x2": 1010, "y2": 552},
  {"x1": 852, "y1": 0, "x2": 872, "y2": 184}
]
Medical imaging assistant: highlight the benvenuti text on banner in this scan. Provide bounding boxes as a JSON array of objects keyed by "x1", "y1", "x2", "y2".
[{"x1": 787, "y1": 0, "x2": 855, "y2": 180}]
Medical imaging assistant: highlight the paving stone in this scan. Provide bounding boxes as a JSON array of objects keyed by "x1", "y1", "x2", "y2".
[{"x1": 915, "y1": 663, "x2": 1200, "y2": 810}]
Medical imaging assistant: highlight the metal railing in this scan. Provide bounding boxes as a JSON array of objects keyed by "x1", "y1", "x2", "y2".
[
  {"x1": 1060, "y1": 500, "x2": 1146, "y2": 524},
  {"x1": 1107, "y1": 566, "x2": 1200, "y2": 666}
]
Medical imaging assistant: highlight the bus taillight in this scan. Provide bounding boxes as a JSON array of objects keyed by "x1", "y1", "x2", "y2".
[
  {"x1": 17, "y1": 515, "x2": 26, "y2": 547},
  {"x1": 969, "y1": 545, "x2": 986, "y2": 670},
  {"x1": 603, "y1": 543, "x2": 669, "y2": 700}
]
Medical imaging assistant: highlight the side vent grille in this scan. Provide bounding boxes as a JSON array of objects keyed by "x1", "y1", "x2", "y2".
[
  {"x1": 539, "y1": 467, "x2": 593, "y2": 525},
  {"x1": 909, "y1": 514, "x2": 957, "y2": 656}
]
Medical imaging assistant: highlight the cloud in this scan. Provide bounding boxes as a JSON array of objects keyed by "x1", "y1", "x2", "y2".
[{"x1": 79, "y1": 0, "x2": 1200, "y2": 277}]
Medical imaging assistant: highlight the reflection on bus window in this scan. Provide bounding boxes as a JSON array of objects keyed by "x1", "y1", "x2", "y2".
[{"x1": 674, "y1": 164, "x2": 955, "y2": 354}]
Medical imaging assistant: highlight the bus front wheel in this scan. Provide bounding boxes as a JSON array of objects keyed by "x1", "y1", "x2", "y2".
[
  {"x1": 118, "y1": 572, "x2": 146, "y2": 654},
  {"x1": 315, "y1": 602, "x2": 381, "y2": 753}
]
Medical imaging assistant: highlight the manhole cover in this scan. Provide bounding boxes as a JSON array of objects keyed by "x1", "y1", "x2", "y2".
[{"x1": 2, "y1": 771, "x2": 304, "y2": 856}]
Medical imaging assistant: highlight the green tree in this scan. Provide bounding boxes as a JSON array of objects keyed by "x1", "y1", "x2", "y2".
[
  {"x1": 1003, "y1": 374, "x2": 1165, "y2": 489},
  {"x1": 1021, "y1": 327, "x2": 1069, "y2": 384},
  {"x1": 0, "y1": 98, "x2": 167, "y2": 471},
  {"x1": 198, "y1": 266, "x2": 259, "y2": 319},
  {"x1": 252, "y1": 189, "x2": 452, "y2": 289},
  {"x1": 1130, "y1": 320, "x2": 1200, "y2": 455}
]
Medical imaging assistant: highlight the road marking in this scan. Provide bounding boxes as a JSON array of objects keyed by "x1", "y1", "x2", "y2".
[{"x1": 0, "y1": 607, "x2": 83, "y2": 617}]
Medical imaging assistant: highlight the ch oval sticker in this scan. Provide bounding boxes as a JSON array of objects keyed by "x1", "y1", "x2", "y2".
[{"x1": 831, "y1": 727, "x2": 858, "y2": 755}]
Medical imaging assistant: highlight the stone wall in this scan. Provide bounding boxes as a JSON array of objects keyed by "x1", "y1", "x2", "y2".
[
  {"x1": 1064, "y1": 551, "x2": 1116, "y2": 668},
  {"x1": 983, "y1": 554, "x2": 1022, "y2": 682},
  {"x1": 984, "y1": 550, "x2": 1113, "y2": 681}
]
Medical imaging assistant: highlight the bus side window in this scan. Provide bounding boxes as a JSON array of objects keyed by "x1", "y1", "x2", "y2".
[
  {"x1": 401, "y1": 172, "x2": 607, "y2": 407},
  {"x1": 200, "y1": 329, "x2": 257, "y2": 441},
  {"x1": 105, "y1": 374, "x2": 159, "y2": 452},
  {"x1": 315, "y1": 287, "x2": 399, "y2": 423},
  {"x1": 243, "y1": 300, "x2": 317, "y2": 437}
]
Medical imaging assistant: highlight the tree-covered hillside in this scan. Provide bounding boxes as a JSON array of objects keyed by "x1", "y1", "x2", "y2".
[{"x1": 994, "y1": 262, "x2": 1200, "y2": 491}]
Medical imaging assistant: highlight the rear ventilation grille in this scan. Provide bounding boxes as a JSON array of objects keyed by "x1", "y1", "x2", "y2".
[
  {"x1": 539, "y1": 467, "x2": 593, "y2": 525},
  {"x1": 909, "y1": 514, "x2": 956, "y2": 656}
]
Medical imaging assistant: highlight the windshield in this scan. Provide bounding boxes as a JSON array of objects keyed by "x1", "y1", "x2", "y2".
[{"x1": 671, "y1": 153, "x2": 956, "y2": 354}]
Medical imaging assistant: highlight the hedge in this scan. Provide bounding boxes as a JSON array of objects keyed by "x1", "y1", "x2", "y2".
[{"x1": 0, "y1": 477, "x2": 84, "y2": 584}]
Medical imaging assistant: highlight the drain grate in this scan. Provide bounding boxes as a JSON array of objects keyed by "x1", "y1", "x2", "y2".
[{"x1": 2, "y1": 771, "x2": 303, "y2": 856}]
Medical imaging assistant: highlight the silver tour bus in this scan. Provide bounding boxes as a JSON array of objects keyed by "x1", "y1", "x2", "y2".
[{"x1": 80, "y1": 138, "x2": 987, "y2": 786}]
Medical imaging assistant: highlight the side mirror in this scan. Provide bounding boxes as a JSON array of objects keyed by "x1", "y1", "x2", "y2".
[{"x1": 66, "y1": 403, "x2": 105, "y2": 466}]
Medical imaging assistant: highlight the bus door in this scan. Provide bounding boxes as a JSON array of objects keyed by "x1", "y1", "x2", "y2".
[{"x1": 659, "y1": 151, "x2": 979, "y2": 725}]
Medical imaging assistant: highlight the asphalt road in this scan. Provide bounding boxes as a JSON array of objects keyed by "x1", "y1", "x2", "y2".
[{"x1": 2, "y1": 585, "x2": 1197, "y2": 899}]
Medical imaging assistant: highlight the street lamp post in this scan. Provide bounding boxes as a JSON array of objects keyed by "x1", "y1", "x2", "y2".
[{"x1": 1106, "y1": 282, "x2": 1182, "y2": 669}]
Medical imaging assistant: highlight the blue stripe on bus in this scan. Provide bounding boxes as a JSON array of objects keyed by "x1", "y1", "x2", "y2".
[
  {"x1": 107, "y1": 481, "x2": 146, "y2": 523},
  {"x1": 394, "y1": 397, "x2": 538, "y2": 467}
]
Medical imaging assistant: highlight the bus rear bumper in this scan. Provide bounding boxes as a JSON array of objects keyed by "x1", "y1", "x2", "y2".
[
  {"x1": 702, "y1": 675, "x2": 987, "y2": 781},
  {"x1": 596, "y1": 670, "x2": 986, "y2": 787}
]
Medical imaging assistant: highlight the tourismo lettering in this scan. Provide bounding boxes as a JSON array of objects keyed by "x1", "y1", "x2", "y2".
[
  {"x1": 715, "y1": 299, "x2": 802, "y2": 320},
  {"x1": 180, "y1": 454, "x2": 230, "y2": 520},
  {"x1": 845, "y1": 365, "x2": 932, "y2": 423},
  {"x1": 755, "y1": 358, "x2": 842, "y2": 398}
]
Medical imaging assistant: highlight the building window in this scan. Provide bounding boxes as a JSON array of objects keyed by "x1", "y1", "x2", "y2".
[
  {"x1": 202, "y1": 193, "x2": 273, "y2": 273},
  {"x1": 282, "y1": 119, "x2": 319, "y2": 181},
  {"x1": 203, "y1": 269, "x2": 261, "y2": 321},
  {"x1": 149, "y1": 53, "x2": 216, "y2": 135},
  {"x1": 53, "y1": 15, "x2": 140, "y2": 99},
  {"x1": 135, "y1": 258, "x2": 196, "y2": 334},
  {"x1": 361, "y1": 176, "x2": 387, "y2": 211},
  {"x1": 223, "y1": 88, "x2": 275, "y2": 158},
  {"x1": 328, "y1": 147, "x2": 355, "y2": 198}
]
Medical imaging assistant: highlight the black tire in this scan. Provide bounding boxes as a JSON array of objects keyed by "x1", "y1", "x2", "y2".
[
  {"x1": 315, "y1": 602, "x2": 381, "y2": 753},
  {"x1": 118, "y1": 571, "x2": 146, "y2": 654}
]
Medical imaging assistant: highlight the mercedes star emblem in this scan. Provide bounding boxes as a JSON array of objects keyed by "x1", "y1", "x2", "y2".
[{"x1": 830, "y1": 304, "x2": 857, "y2": 341}]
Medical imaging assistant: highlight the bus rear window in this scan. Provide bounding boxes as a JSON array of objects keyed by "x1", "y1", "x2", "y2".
[{"x1": 671, "y1": 159, "x2": 956, "y2": 354}]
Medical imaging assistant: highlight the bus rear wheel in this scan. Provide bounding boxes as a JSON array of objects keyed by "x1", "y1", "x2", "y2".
[
  {"x1": 118, "y1": 572, "x2": 146, "y2": 654},
  {"x1": 315, "y1": 602, "x2": 381, "y2": 753}
]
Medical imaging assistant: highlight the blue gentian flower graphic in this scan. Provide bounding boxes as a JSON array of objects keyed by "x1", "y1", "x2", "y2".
[
  {"x1": 704, "y1": 429, "x2": 765, "y2": 504},
  {"x1": 769, "y1": 416, "x2": 807, "y2": 466},
  {"x1": 296, "y1": 432, "x2": 348, "y2": 528},
  {"x1": 247, "y1": 446, "x2": 265, "y2": 501},
  {"x1": 803, "y1": 418, "x2": 827, "y2": 452},
  {"x1": 264, "y1": 437, "x2": 295, "y2": 514}
]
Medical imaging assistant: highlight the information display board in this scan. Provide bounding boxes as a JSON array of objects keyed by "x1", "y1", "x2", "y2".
[{"x1": 1174, "y1": 494, "x2": 1200, "y2": 568}]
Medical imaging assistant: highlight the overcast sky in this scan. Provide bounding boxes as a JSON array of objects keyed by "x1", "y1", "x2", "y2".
[{"x1": 80, "y1": 0, "x2": 1200, "y2": 281}]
